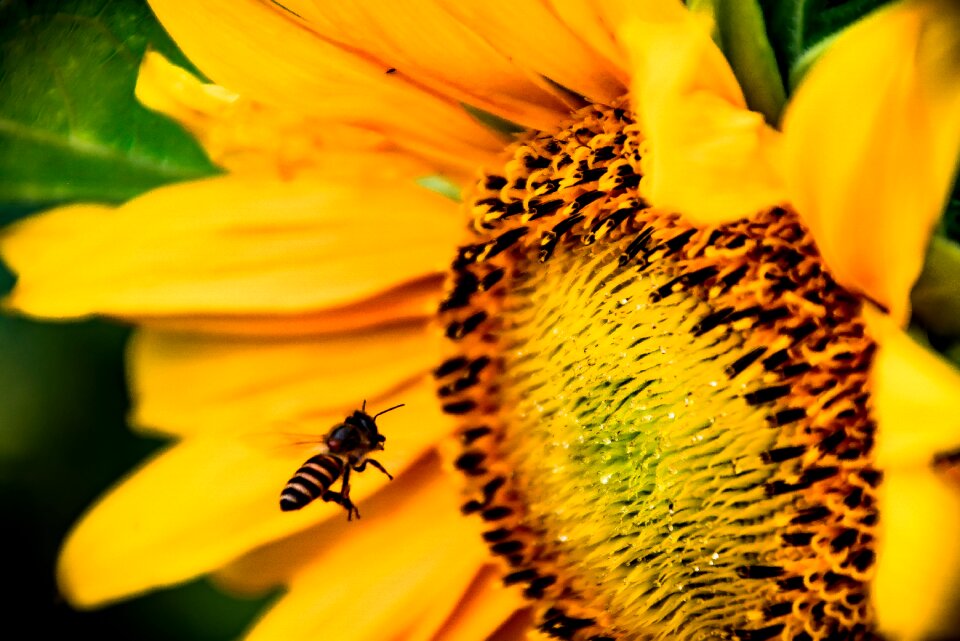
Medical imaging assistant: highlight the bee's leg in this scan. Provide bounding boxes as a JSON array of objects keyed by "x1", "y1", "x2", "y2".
[
  {"x1": 365, "y1": 458, "x2": 394, "y2": 481},
  {"x1": 322, "y1": 491, "x2": 359, "y2": 521},
  {"x1": 339, "y1": 466, "x2": 361, "y2": 520},
  {"x1": 340, "y1": 465, "x2": 352, "y2": 502}
]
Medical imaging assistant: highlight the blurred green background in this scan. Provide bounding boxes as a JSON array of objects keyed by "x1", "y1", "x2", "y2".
[
  {"x1": 0, "y1": 310, "x2": 270, "y2": 640},
  {"x1": 0, "y1": 0, "x2": 269, "y2": 638}
]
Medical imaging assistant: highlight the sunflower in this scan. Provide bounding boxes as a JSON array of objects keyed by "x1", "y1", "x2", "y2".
[{"x1": 3, "y1": 1, "x2": 960, "y2": 641}]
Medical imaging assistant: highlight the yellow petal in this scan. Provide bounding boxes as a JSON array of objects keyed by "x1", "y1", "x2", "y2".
[
  {"x1": 57, "y1": 381, "x2": 451, "y2": 608},
  {"x1": 867, "y1": 307, "x2": 960, "y2": 469},
  {"x1": 136, "y1": 51, "x2": 477, "y2": 179},
  {"x1": 1, "y1": 175, "x2": 465, "y2": 319},
  {"x1": 135, "y1": 50, "x2": 241, "y2": 126},
  {"x1": 781, "y1": 0, "x2": 960, "y2": 322},
  {"x1": 432, "y1": 0, "x2": 626, "y2": 105},
  {"x1": 136, "y1": 275, "x2": 443, "y2": 337},
  {"x1": 261, "y1": 538, "x2": 482, "y2": 641},
  {"x1": 431, "y1": 566, "x2": 526, "y2": 641},
  {"x1": 225, "y1": 456, "x2": 488, "y2": 641},
  {"x1": 214, "y1": 453, "x2": 458, "y2": 591},
  {"x1": 867, "y1": 304, "x2": 960, "y2": 637},
  {"x1": 620, "y1": 3, "x2": 785, "y2": 222},
  {"x1": 129, "y1": 323, "x2": 440, "y2": 436},
  {"x1": 873, "y1": 465, "x2": 960, "y2": 640},
  {"x1": 253, "y1": 0, "x2": 570, "y2": 130},
  {"x1": 59, "y1": 437, "x2": 308, "y2": 608},
  {"x1": 147, "y1": 0, "x2": 505, "y2": 163}
]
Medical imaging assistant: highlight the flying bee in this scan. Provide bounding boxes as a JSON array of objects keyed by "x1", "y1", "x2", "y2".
[{"x1": 279, "y1": 401, "x2": 402, "y2": 520}]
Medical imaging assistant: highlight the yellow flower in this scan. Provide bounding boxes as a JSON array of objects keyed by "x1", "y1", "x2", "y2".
[{"x1": 3, "y1": 1, "x2": 960, "y2": 640}]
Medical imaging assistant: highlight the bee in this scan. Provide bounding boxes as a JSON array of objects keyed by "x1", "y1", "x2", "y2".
[{"x1": 279, "y1": 402, "x2": 402, "y2": 520}]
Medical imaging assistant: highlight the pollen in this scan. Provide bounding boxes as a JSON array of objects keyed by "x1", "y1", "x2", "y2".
[{"x1": 436, "y1": 101, "x2": 879, "y2": 641}]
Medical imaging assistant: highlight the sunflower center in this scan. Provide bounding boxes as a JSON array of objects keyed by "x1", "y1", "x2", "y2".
[{"x1": 436, "y1": 101, "x2": 880, "y2": 641}]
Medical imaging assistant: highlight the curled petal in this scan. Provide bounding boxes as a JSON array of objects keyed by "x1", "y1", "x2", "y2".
[
  {"x1": 781, "y1": 0, "x2": 960, "y2": 322},
  {"x1": 621, "y1": 4, "x2": 785, "y2": 223}
]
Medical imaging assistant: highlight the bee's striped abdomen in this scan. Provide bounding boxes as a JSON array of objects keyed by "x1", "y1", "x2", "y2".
[{"x1": 280, "y1": 454, "x2": 344, "y2": 511}]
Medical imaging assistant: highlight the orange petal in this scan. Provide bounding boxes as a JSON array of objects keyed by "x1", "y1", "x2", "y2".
[
  {"x1": 545, "y1": 0, "x2": 632, "y2": 78},
  {"x1": 431, "y1": 0, "x2": 626, "y2": 105},
  {"x1": 147, "y1": 0, "x2": 505, "y2": 164},
  {"x1": 620, "y1": 3, "x2": 785, "y2": 222},
  {"x1": 57, "y1": 381, "x2": 452, "y2": 608},
  {"x1": 1, "y1": 175, "x2": 465, "y2": 319},
  {"x1": 396, "y1": 566, "x2": 489, "y2": 641},
  {"x1": 257, "y1": 0, "x2": 570, "y2": 130},
  {"x1": 781, "y1": 0, "x2": 960, "y2": 323},
  {"x1": 431, "y1": 566, "x2": 526, "y2": 641},
  {"x1": 221, "y1": 456, "x2": 488, "y2": 641},
  {"x1": 129, "y1": 322, "x2": 440, "y2": 436},
  {"x1": 136, "y1": 275, "x2": 443, "y2": 337},
  {"x1": 251, "y1": 540, "x2": 482, "y2": 641}
]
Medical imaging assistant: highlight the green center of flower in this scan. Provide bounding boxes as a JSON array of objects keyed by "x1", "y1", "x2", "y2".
[{"x1": 436, "y1": 101, "x2": 880, "y2": 641}]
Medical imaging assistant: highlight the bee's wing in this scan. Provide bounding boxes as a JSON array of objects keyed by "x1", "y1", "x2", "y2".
[{"x1": 241, "y1": 428, "x2": 329, "y2": 457}]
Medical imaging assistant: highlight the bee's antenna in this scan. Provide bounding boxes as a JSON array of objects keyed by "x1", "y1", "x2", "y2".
[
  {"x1": 372, "y1": 403, "x2": 405, "y2": 420},
  {"x1": 362, "y1": 399, "x2": 367, "y2": 412}
]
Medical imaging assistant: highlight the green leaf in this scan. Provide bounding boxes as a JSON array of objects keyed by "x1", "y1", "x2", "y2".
[
  {"x1": 690, "y1": 0, "x2": 786, "y2": 124},
  {"x1": 417, "y1": 175, "x2": 462, "y2": 202},
  {"x1": 758, "y1": 0, "x2": 893, "y2": 90},
  {"x1": 945, "y1": 340, "x2": 960, "y2": 370},
  {"x1": 939, "y1": 173, "x2": 960, "y2": 245},
  {"x1": 0, "y1": 0, "x2": 218, "y2": 212},
  {"x1": 911, "y1": 235, "x2": 960, "y2": 339},
  {"x1": 462, "y1": 103, "x2": 525, "y2": 137}
]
